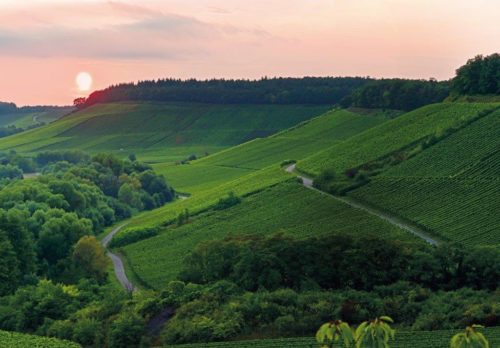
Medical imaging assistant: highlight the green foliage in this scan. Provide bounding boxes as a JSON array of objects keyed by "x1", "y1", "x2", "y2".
[
  {"x1": 452, "y1": 53, "x2": 500, "y2": 95},
  {"x1": 121, "y1": 181, "x2": 413, "y2": 288},
  {"x1": 72, "y1": 236, "x2": 109, "y2": 283},
  {"x1": 450, "y1": 325, "x2": 490, "y2": 348},
  {"x1": 214, "y1": 192, "x2": 241, "y2": 210},
  {"x1": 0, "y1": 102, "x2": 329, "y2": 163},
  {"x1": 161, "y1": 327, "x2": 500, "y2": 347},
  {"x1": 177, "y1": 209, "x2": 190, "y2": 226},
  {"x1": 316, "y1": 320, "x2": 354, "y2": 347},
  {"x1": 108, "y1": 227, "x2": 160, "y2": 248},
  {"x1": 354, "y1": 317, "x2": 395, "y2": 348},
  {"x1": 108, "y1": 312, "x2": 145, "y2": 348},
  {"x1": 341, "y1": 79, "x2": 449, "y2": 111},
  {"x1": 298, "y1": 103, "x2": 496, "y2": 176},
  {"x1": 0, "y1": 329, "x2": 80, "y2": 347},
  {"x1": 82, "y1": 77, "x2": 370, "y2": 107}
]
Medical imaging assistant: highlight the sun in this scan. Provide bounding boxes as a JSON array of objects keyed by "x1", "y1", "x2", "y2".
[{"x1": 76, "y1": 72, "x2": 93, "y2": 92}]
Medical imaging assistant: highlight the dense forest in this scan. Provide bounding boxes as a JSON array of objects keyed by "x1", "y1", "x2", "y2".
[
  {"x1": 339, "y1": 79, "x2": 450, "y2": 111},
  {"x1": 452, "y1": 53, "x2": 500, "y2": 95},
  {"x1": 78, "y1": 77, "x2": 371, "y2": 107},
  {"x1": 0, "y1": 150, "x2": 174, "y2": 295}
]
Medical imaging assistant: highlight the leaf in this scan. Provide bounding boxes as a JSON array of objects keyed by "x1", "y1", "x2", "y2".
[{"x1": 379, "y1": 316, "x2": 394, "y2": 323}]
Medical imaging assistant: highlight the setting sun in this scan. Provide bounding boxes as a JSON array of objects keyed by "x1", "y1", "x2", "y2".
[{"x1": 76, "y1": 72, "x2": 92, "y2": 92}]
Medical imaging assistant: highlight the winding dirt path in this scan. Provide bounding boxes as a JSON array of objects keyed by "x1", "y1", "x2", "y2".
[
  {"x1": 285, "y1": 164, "x2": 439, "y2": 245},
  {"x1": 101, "y1": 224, "x2": 136, "y2": 292}
]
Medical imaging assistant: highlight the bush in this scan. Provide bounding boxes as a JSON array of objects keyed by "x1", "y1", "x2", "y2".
[
  {"x1": 108, "y1": 227, "x2": 159, "y2": 248},
  {"x1": 214, "y1": 192, "x2": 241, "y2": 211}
]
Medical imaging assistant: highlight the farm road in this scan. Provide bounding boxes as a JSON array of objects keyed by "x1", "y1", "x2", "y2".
[{"x1": 285, "y1": 164, "x2": 438, "y2": 245}]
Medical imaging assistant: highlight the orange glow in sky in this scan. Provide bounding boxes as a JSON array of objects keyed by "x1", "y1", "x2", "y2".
[{"x1": 0, "y1": 0, "x2": 498, "y2": 105}]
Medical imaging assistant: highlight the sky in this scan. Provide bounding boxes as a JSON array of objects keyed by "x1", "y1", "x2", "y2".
[{"x1": 0, "y1": 0, "x2": 498, "y2": 106}]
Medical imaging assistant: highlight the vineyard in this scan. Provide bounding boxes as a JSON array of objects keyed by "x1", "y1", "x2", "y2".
[
  {"x1": 381, "y1": 108, "x2": 500, "y2": 178},
  {"x1": 297, "y1": 103, "x2": 498, "y2": 175},
  {"x1": 349, "y1": 177, "x2": 500, "y2": 245},
  {"x1": 121, "y1": 181, "x2": 416, "y2": 288},
  {"x1": 0, "y1": 330, "x2": 80, "y2": 348},
  {"x1": 153, "y1": 109, "x2": 386, "y2": 194},
  {"x1": 196, "y1": 109, "x2": 386, "y2": 170},
  {"x1": 0, "y1": 102, "x2": 328, "y2": 163},
  {"x1": 163, "y1": 327, "x2": 500, "y2": 348},
  {"x1": 348, "y1": 106, "x2": 500, "y2": 245}
]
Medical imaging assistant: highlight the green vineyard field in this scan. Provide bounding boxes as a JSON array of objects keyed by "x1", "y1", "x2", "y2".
[
  {"x1": 297, "y1": 103, "x2": 498, "y2": 175},
  {"x1": 121, "y1": 181, "x2": 416, "y2": 288},
  {"x1": 0, "y1": 102, "x2": 328, "y2": 163},
  {"x1": 163, "y1": 327, "x2": 500, "y2": 348}
]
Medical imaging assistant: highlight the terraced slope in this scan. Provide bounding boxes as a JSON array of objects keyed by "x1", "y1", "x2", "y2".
[
  {"x1": 0, "y1": 330, "x2": 80, "y2": 347},
  {"x1": 163, "y1": 327, "x2": 500, "y2": 348},
  {"x1": 121, "y1": 181, "x2": 417, "y2": 288},
  {"x1": 349, "y1": 108, "x2": 500, "y2": 245},
  {"x1": 297, "y1": 103, "x2": 497, "y2": 175},
  {"x1": 153, "y1": 109, "x2": 386, "y2": 193},
  {"x1": 0, "y1": 102, "x2": 329, "y2": 163}
]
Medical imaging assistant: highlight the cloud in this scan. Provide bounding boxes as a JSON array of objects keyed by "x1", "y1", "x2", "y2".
[{"x1": 0, "y1": 1, "x2": 271, "y2": 60}]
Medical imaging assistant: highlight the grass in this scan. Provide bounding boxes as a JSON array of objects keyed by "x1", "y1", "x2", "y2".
[
  {"x1": 297, "y1": 103, "x2": 499, "y2": 176},
  {"x1": 162, "y1": 327, "x2": 500, "y2": 348},
  {"x1": 121, "y1": 181, "x2": 418, "y2": 289},
  {"x1": 0, "y1": 102, "x2": 330, "y2": 163},
  {"x1": 0, "y1": 330, "x2": 80, "y2": 347}
]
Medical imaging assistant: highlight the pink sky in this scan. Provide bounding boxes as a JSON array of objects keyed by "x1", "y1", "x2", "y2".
[{"x1": 0, "y1": 0, "x2": 498, "y2": 106}]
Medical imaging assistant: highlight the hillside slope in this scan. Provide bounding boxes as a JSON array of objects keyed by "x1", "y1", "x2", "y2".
[
  {"x1": 349, "y1": 107, "x2": 500, "y2": 244},
  {"x1": 297, "y1": 103, "x2": 497, "y2": 175},
  {"x1": 0, "y1": 102, "x2": 329, "y2": 163},
  {"x1": 153, "y1": 109, "x2": 386, "y2": 193}
]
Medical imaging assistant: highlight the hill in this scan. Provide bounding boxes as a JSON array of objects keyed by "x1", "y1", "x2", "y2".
[
  {"x1": 152, "y1": 109, "x2": 387, "y2": 193},
  {"x1": 297, "y1": 103, "x2": 498, "y2": 176},
  {"x1": 0, "y1": 102, "x2": 330, "y2": 163},
  {"x1": 120, "y1": 181, "x2": 418, "y2": 288},
  {"x1": 348, "y1": 107, "x2": 500, "y2": 245},
  {"x1": 0, "y1": 330, "x2": 80, "y2": 347}
]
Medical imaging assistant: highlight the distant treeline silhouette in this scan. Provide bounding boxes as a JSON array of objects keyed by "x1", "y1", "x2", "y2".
[{"x1": 78, "y1": 76, "x2": 453, "y2": 111}]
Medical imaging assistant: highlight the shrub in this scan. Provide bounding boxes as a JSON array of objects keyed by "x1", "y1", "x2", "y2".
[{"x1": 108, "y1": 227, "x2": 159, "y2": 248}]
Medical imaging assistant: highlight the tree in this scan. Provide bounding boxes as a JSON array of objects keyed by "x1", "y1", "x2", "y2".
[
  {"x1": 316, "y1": 320, "x2": 355, "y2": 348},
  {"x1": 354, "y1": 316, "x2": 395, "y2": 348},
  {"x1": 108, "y1": 312, "x2": 145, "y2": 348},
  {"x1": 73, "y1": 97, "x2": 87, "y2": 108},
  {"x1": 73, "y1": 236, "x2": 109, "y2": 283},
  {"x1": 450, "y1": 325, "x2": 490, "y2": 348},
  {"x1": 0, "y1": 230, "x2": 20, "y2": 295}
]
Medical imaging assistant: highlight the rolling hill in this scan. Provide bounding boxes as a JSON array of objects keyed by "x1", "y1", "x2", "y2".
[
  {"x1": 152, "y1": 109, "x2": 387, "y2": 193},
  {"x1": 0, "y1": 102, "x2": 330, "y2": 163},
  {"x1": 349, "y1": 107, "x2": 500, "y2": 245}
]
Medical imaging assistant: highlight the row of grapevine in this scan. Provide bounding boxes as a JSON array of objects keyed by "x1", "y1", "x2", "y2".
[
  {"x1": 163, "y1": 327, "x2": 500, "y2": 348},
  {"x1": 350, "y1": 177, "x2": 500, "y2": 245}
]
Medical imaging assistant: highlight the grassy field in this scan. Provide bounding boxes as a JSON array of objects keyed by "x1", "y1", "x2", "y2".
[
  {"x1": 121, "y1": 181, "x2": 417, "y2": 289},
  {"x1": 348, "y1": 107, "x2": 500, "y2": 245},
  {"x1": 153, "y1": 109, "x2": 387, "y2": 194},
  {"x1": 297, "y1": 103, "x2": 498, "y2": 176},
  {"x1": 0, "y1": 108, "x2": 71, "y2": 128},
  {"x1": 163, "y1": 327, "x2": 500, "y2": 348},
  {"x1": 0, "y1": 102, "x2": 329, "y2": 163},
  {"x1": 0, "y1": 330, "x2": 80, "y2": 347}
]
